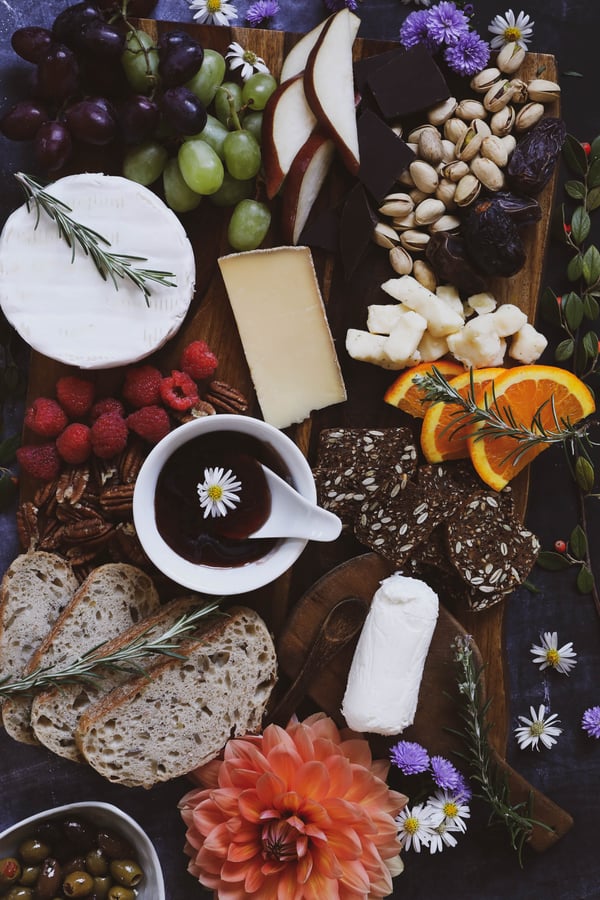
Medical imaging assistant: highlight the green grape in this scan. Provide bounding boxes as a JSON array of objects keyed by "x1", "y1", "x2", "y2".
[
  {"x1": 178, "y1": 139, "x2": 224, "y2": 195},
  {"x1": 186, "y1": 49, "x2": 226, "y2": 106},
  {"x1": 228, "y1": 199, "x2": 271, "y2": 251},
  {"x1": 214, "y1": 82, "x2": 243, "y2": 127},
  {"x1": 189, "y1": 113, "x2": 229, "y2": 160},
  {"x1": 241, "y1": 73, "x2": 277, "y2": 112},
  {"x1": 241, "y1": 110, "x2": 263, "y2": 144},
  {"x1": 223, "y1": 130, "x2": 261, "y2": 181},
  {"x1": 163, "y1": 157, "x2": 202, "y2": 213},
  {"x1": 209, "y1": 173, "x2": 255, "y2": 208},
  {"x1": 121, "y1": 29, "x2": 159, "y2": 93},
  {"x1": 123, "y1": 140, "x2": 168, "y2": 185}
]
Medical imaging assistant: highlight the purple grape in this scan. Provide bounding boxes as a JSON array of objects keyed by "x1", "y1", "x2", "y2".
[
  {"x1": 37, "y1": 44, "x2": 80, "y2": 101},
  {"x1": 116, "y1": 94, "x2": 159, "y2": 143},
  {"x1": 0, "y1": 101, "x2": 50, "y2": 140},
  {"x1": 65, "y1": 98, "x2": 117, "y2": 145},
  {"x1": 52, "y1": 3, "x2": 101, "y2": 49},
  {"x1": 35, "y1": 121, "x2": 73, "y2": 171},
  {"x1": 11, "y1": 27, "x2": 53, "y2": 64},
  {"x1": 79, "y1": 19, "x2": 125, "y2": 58},
  {"x1": 161, "y1": 86, "x2": 207, "y2": 135},
  {"x1": 158, "y1": 33, "x2": 204, "y2": 87}
]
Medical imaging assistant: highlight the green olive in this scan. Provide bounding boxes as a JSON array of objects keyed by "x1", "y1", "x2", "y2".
[
  {"x1": 35, "y1": 857, "x2": 62, "y2": 900},
  {"x1": 17, "y1": 866, "x2": 39, "y2": 887},
  {"x1": 85, "y1": 849, "x2": 108, "y2": 877},
  {"x1": 17, "y1": 839, "x2": 49, "y2": 866},
  {"x1": 107, "y1": 887, "x2": 135, "y2": 900},
  {"x1": 92, "y1": 876, "x2": 112, "y2": 900},
  {"x1": 108, "y1": 860, "x2": 142, "y2": 889},
  {"x1": 61, "y1": 856, "x2": 87, "y2": 877},
  {"x1": 0, "y1": 857, "x2": 21, "y2": 886},
  {"x1": 63, "y1": 870, "x2": 94, "y2": 897},
  {"x1": 4, "y1": 887, "x2": 34, "y2": 900},
  {"x1": 97, "y1": 833, "x2": 133, "y2": 861}
]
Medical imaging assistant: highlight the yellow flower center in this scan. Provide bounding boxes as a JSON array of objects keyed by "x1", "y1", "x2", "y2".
[
  {"x1": 546, "y1": 648, "x2": 560, "y2": 666},
  {"x1": 207, "y1": 0, "x2": 222, "y2": 12},
  {"x1": 443, "y1": 801, "x2": 459, "y2": 818},
  {"x1": 530, "y1": 721, "x2": 545, "y2": 736},
  {"x1": 503, "y1": 26, "x2": 522, "y2": 41},
  {"x1": 207, "y1": 484, "x2": 224, "y2": 502},
  {"x1": 243, "y1": 50, "x2": 258, "y2": 63},
  {"x1": 403, "y1": 816, "x2": 419, "y2": 835}
]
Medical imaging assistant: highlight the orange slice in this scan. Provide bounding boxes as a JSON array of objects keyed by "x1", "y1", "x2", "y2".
[
  {"x1": 468, "y1": 365, "x2": 595, "y2": 491},
  {"x1": 420, "y1": 367, "x2": 505, "y2": 463},
  {"x1": 384, "y1": 360, "x2": 464, "y2": 418}
]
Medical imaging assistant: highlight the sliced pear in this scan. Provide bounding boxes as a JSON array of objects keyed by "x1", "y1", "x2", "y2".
[
  {"x1": 262, "y1": 74, "x2": 317, "y2": 199},
  {"x1": 281, "y1": 131, "x2": 335, "y2": 245},
  {"x1": 280, "y1": 10, "x2": 360, "y2": 83}
]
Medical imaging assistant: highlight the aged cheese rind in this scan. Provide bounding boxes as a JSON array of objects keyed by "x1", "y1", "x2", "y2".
[
  {"x1": 0, "y1": 174, "x2": 195, "y2": 369},
  {"x1": 341, "y1": 573, "x2": 439, "y2": 735},
  {"x1": 218, "y1": 246, "x2": 346, "y2": 429}
]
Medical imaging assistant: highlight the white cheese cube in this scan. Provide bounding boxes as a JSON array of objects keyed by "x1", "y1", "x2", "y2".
[
  {"x1": 509, "y1": 323, "x2": 548, "y2": 363},
  {"x1": 467, "y1": 292, "x2": 497, "y2": 315},
  {"x1": 381, "y1": 275, "x2": 464, "y2": 338},
  {"x1": 447, "y1": 322, "x2": 506, "y2": 368},
  {"x1": 436, "y1": 284, "x2": 464, "y2": 318},
  {"x1": 490, "y1": 303, "x2": 528, "y2": 337},
  {"x1": 366, "y1": 303, "x2": 405, "y2": 335},
  {"x1": 383, "y1": 311, "x2": 427, "y2": 367},
  {"x1": 418, "y1": 330, "x2": 449, "y2": 362},
  {"x1": 346, "y1": 328, "x2": 398, "y2": 368}
]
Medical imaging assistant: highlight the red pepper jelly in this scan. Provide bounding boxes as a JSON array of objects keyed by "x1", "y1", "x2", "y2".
[{"x1": 154, "y1": 431, "x2": 286, "y2": 567}]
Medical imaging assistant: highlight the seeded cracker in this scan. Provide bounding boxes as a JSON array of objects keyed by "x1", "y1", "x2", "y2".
[{"x1": 446, "y1": 491, "x2": 540, "y2": 598}]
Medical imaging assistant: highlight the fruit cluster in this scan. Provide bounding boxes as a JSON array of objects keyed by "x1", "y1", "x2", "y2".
[
  {"x1": 16, "y1": 340, "x2": 219, "y2": 481},
  {"x1": 1, "y1": 1, "x2": 277, "y2": 250}
]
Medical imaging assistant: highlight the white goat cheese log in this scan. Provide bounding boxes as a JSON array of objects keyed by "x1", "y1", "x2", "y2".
[{"x1": 341, "y1": 573, "x2": 439, "y2": 735}]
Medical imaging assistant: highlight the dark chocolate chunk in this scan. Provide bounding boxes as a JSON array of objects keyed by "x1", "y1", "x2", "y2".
[
  {"x1": 299, "y1": 205, "x2": 340, "y2": 254},
  {"x1": 339, "y1": 182, "x2": 378, "y2": 279},
  {"x1": 367, "y1": 44, "x2": 450, "y2": 120},
  {"x1": 358, "y1": 108, "x2": 416, "y2": 203},
  {"x1": 353, "y1": 47, "x2": 405, "y2": 98}
]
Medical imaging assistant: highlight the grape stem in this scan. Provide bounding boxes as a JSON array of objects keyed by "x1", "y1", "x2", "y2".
[{"x1": 223, "y1": 89, "x2": 243, "y2": 132}]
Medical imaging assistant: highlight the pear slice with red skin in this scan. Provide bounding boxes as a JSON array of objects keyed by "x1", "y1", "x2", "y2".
[
  {"x1": 281, "y1": 131, "x2": 336, "y2": 245},
  {"x1": 280, "y1": 9, "x2": 360, "y2": 83},
  {"x1": 262, "y1": 73, "x2": 317, "y2": 199}
]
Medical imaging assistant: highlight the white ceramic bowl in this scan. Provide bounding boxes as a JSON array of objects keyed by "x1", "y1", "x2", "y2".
[
  {"x1": 0, "y1": 801, "x2": 165, "y2": 900},
  {"x1": 133, "y1": 415, "x2": 316, "y2": 595}
]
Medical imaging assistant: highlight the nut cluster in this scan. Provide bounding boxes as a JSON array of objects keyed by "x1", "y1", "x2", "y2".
[{"x1": 374, "y1": 41, "x2": 560, "y2": 290}]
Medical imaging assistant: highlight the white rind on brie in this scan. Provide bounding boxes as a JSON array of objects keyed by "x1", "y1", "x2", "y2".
[
  {"x1": 341, "y1": 573, "x2": 439, "y2": 735},
  {"x1": 0, "y1": 174, "x2": 196, "y2": 369}
]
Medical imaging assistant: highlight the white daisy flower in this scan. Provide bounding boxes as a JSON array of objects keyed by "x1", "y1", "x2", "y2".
[
  {"x1": 530, "y1": 631, "x2": 577, "y2": 675},
  {"x1": 197, "y1": 467, "x2": 242, "y2": 518},
  {"x1": 428, "y1": 820, "x2": 460, "y2": 854},
  {"x1": 188, "y1": 0, "x2": 238, "y2": 27},
  {"x1": 226, "y1": 42, "x2": 270, "y2": 81},
  {"x1": 514, "y1": 704, "x2": 562, "y2": 751},
  {"x1": 488, "y1": 9, "x2": 534, "y2": 50},
  {"x1": 426, "y1": 790, "x2": 471, "y2": 833},
  {"x1": 395, "y1": 803, "x2": 437, "y2": 852}
]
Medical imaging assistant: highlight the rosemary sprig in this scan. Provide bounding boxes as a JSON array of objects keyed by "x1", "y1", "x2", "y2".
[
  {"x1": 413, "y1": 366, "x2": 593, "y2": 467},
  {"x1": 0, "y1": 599, "x2": 223, "y2": 698},
  {"x1": 15, "y1": 172, "x2": 177, "y2": 306},
  {"x1": 451, "y1": 635, "x2": 553, "y2": 865}
]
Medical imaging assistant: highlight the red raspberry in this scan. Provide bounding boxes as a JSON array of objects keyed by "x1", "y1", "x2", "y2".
[
  {"x1": 90, "y1": 412, "x2": 129, "y2": 459},
  {"x1": 122, "y1": 364, "x2": 163, "y2": 408},
  {"x1": 180, "y1": 340, "x2": 218, "y2": 381},
  {"x1": 24, "y1": 398, "x2": 68, "y2": 438},
  {"x1": 91, "y1": 397, "x2": 125, "y2": 421},
  {"x1": 56, "y1": 423, "x2": 92, "y2": 464},
  {"x1": 127, "y1": 406, "x2": 171, "y2": 444},
  {"x1": 56, "y1": 375, "x2": 95, "y2": 418},
  {"x1": 16, "y1": 443, "x2": 61, "y2": 481},
  {"x1": 159, "y1": 370, "x2": 199, "y2": 412}
]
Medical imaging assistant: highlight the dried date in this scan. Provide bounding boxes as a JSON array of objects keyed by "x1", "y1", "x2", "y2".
[
  {"x1": 492, "y1": 191, "x2": 542, "y2": 226},
  {"x1": 425, "y1": 232, "x2": 487, "y2": 295},
  {"x1": 462, "y1": 198, "x2": 526, "y2": 277},
  {"x1": 507, "y1": 117, "x2": 567, "y2": 196}
]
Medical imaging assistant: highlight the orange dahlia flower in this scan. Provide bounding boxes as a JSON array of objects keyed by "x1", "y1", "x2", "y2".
[{"x1": 179, "y1": 713, "x2": 407, "y2": 899}]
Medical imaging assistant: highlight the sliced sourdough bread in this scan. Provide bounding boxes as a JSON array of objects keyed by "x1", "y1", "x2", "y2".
[
  {"x1": 0, "y1": 551, "x2": 78, "y2": 723},
  {"x1": 31, "y1": 596, "x2": 213, "y2": 763},
  {"x1": 2, "y1": 563, "x2": 160, "y2": 745},
  {"x1": 76, "y1": 606, "x2": 278, "y2": 788}
]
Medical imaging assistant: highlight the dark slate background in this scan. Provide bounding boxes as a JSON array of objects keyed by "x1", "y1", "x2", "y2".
[{"x1": 1, "y1": 1, "x2": 600, "y2": 897}]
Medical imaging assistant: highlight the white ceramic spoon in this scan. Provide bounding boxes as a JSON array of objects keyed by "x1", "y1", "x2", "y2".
[{"x1": 249, "y1": 465, "x2": 342, "y2": 541}]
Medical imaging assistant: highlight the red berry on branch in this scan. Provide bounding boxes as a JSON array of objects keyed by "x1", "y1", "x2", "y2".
[
  {"x1": 582, "y1": 142, "x2": 592, "y2": 155},
  {"x1": 564, "y1": 223, "x2": 571, "y2": 235},
  {"x1": 554, "y1": 539, "x2": 567, "y2": 553}
]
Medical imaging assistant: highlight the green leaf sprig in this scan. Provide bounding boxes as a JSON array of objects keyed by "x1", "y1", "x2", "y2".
[
  {"x1": 451, "y1": 635, "x2": 554, "y2": 866},
  {"x1": 15, "y1": 173, "x2": 177, "y2": 307},
  {"x1": 0, "y1": 599, "x2": 223, "y2": 698}
]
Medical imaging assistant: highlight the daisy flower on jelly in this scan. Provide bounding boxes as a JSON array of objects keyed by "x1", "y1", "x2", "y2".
[
  {"x1": 426, "y1": 1, "x2": 470, "y2": 45},
  {"x1": 226, "y1": 42, "x2": 270, "y2": 80},
  {"x1": 427, "y1": 789, "x2": 471, "y2": 833},
  {"x1": 581, "y1": 705, "x2": 600, "y2": 739},
  {"x1": 514, "y1": 704, "x2": 562, "y2": 751},
  {"x1": 444, "y1": 30, "x2": 490, "y2": 75},
  {"x1": 245, "y1": 0, "x2": 279, "y2": 27},
  {"x1": 396, "y1": 803, "x2": 437, "y2": 852},
  {"x1": 197, "y1": 466, "x2": 241, "y2": 517},
  {"x1": 389, "y1": 739, "x2": 430, "y2": 775},
  {"x1": 530, "y1": 631, "x2": 577, "y2": 675},
  {"x1": 488, "y1": 9, "x2": 534, "y2": 50},
  {"x1": 188, "y1": 0, "x2": 238, "y2": 26},
  {"x1": 400, "y1": 9, "x2": 442, "y2": 51},
  {"x1": 428, "y1": 820, "x2": 460, "y2": 854}
]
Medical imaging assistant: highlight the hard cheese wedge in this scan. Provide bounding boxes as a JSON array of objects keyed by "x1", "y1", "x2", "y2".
[{"x1": 218, "y1": 246, "x2": 346, "y2": 429}]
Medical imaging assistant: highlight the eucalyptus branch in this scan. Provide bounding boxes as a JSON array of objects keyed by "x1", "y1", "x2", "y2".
[
  {"x1": 15, "y1": 173, "x2": 176, "y2": 306},
  {"x1": 452, "y1": 635, "x2": 553, "y2": 865},
  {"x1": 0, "y1": 599, "x2": 223, "y2": 698}
]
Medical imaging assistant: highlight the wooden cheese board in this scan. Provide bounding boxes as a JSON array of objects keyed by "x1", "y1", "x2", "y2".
[{"x1": 22, "y1": 20, "x2": 560, "y2": 761}]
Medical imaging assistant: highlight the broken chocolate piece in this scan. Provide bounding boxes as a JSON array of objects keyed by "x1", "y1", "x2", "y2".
[
  {"x1": 368, "y1": 44, "x2": 450, "y2": 120},
  {"x1": 340, "y1": 182, "x2": 379, "y2": 279},
  {"x1": 353, "y1": 47, "x2": 405, "y2": 98},
  {"x1": 298, "y1": 205, "x2": 340, "y2": 254},
  {"x1": 358, "y1": 108, "x2": 416, "y2": 203}
]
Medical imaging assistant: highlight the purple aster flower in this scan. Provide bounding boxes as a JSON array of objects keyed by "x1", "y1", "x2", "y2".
[
  {"x1": 430, "y1": 755, "x2": 461, "y2": 790},
  {"x1": 425, "y1": 1, "x2": 469, "y2": 45},
  {"x1": 444, "y1": 30, "x2": 490, "y2": 76},
  {"x1": 399, "y1": 9, "x2": 443, "y2": 51},
  {"x1": 323, "y1": 0, "x2": 358, "y2": 12},
  {"x1": 245, "y1": 0, "x2": 279, "y2": 26},
  {"x1": 454, "y1": 772, "x2": 472, "y2": 802},
  {"x1": 582, "y1": 705, "x2": 600, "y2": 739},
  {"x1": 390, "y1": 740, "x2": 430, "y2": 775}
]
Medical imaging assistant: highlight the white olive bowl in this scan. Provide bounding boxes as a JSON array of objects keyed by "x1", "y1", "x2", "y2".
[
  {"x1": 132, "y1": 414, "x2": 316, "y2": 595},
  {"x1": 0, "y1": 801, "x2": 165, "y2": 899}
]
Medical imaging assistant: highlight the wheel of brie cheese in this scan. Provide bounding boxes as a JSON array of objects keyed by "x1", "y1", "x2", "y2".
[{"x1": 0, "y1": 174, "x2": 196, "y2": 369}]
